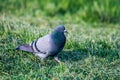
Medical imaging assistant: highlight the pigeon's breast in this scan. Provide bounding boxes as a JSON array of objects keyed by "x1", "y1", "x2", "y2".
[{"x1": 49, "y1": 38, "x2": 66, "y2": 56}]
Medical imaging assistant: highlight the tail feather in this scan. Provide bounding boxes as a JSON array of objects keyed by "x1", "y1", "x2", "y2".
[{"x1": 15, "y1": 44, "x2": 33, "y2": 52}]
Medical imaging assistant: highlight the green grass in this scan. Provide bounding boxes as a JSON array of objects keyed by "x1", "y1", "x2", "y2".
[
  {"x1": 0, "y1": 15, "x2": 120, "y2": 80},
  {"x1": 0, "y1": 0, "x2": 120, "y2": 79}
]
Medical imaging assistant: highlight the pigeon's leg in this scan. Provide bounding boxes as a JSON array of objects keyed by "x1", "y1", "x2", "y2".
[
  {"x1": 54, "y1": 55, "x2": 61, "y2": 63},
  {"x1": 35, "y1": 53, "x2": 48, "y2": 61}
]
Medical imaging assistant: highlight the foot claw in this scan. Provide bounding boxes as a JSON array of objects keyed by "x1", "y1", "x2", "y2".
[{"x1": 54, "y1": 56, "x2": 61, "y2": 63}]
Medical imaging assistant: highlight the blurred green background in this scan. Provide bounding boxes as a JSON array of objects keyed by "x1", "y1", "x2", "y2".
[{"x1": 0, "y1": 0, "x2": 120, "y2": 24}]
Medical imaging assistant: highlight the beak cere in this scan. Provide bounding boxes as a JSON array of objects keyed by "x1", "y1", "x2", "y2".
[{"x1": 64, "y1": 30, "x2": 68, "y2": 33}]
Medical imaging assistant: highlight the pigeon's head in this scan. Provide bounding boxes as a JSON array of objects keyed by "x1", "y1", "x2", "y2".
[
  {"x1": 52, "y1": 25, "x2": 67, "y2": 44},
  {"x1": 54, "y1": 25, "x2": 67, "y2": 33}
]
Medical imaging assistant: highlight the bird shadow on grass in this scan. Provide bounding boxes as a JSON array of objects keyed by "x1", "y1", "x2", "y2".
[
  {"x1": 59, "y1": 39, "x2": 120, "y2": 62},
  {"x1": 59, "y1": 49, "x2": 119, "y2": 63},
  {"x1": 59, "y1": 49, "x2": 89, "y2": 62}
]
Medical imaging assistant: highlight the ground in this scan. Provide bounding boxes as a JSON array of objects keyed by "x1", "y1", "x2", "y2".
[{"x1": 0, "y1": 15, "x2": 120, "y2": 80}]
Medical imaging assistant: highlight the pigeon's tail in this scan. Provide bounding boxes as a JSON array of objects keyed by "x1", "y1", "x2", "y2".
[{"x1": 15, "y1": 44, "x2": 33, "y2": 52}]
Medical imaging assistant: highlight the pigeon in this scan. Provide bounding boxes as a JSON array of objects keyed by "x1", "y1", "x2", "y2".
[{"x1": 15, "y1": 25, "x2": 67, "y2": 62}]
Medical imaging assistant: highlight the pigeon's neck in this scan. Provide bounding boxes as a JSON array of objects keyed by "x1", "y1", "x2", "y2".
[{"x1": 51, "y1": 31, "x2": 66, "y2": 44}]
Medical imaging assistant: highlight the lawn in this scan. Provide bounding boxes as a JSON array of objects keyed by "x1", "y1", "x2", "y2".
[
  {"x1": 0, "y1": 15, "x2": 120, "y2": 80},
  {"x1": 0, "y1": 0, "x2": 120, "y2": 80}
]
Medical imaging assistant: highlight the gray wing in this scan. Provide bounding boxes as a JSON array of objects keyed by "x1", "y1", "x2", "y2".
[
  {"x1": 36, "y1": 34, "x2": 52, "y2": 52},
  {"x1": 30, "y1": 34, "x2": 55, "y2": 54}
]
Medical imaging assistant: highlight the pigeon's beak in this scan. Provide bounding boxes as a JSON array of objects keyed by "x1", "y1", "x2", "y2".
[{"x1": 64, "y1": 30, "x2": 68, "y2": 34}]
